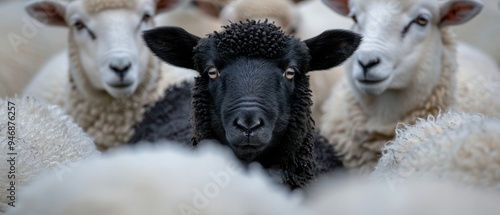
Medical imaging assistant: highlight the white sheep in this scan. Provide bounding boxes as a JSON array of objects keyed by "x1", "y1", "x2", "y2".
[
  {"x1": 372, "y1": 111, "x2": 500, "y2": 188},
  {"x1": 23, "y1": 0, "x2": 199, "y2": 150},
  {"x1": 319, "y1": 0, "x2": 500, "y2": 173},
  {"x1": 308, "y1": 177, "x2": 500, "y2": 215},
  {"x1": 0, "y1": 97, "x2": 99, "y2": 213},
  {"x1": 21, "y1": 0, "x2": 230, "y2": 108},
  {"x1": 5, "y1": 142, "x2": 310, "y2": 215},
  {"x1": 0, "y1": 0, "x2": 67, "y2": 98}
]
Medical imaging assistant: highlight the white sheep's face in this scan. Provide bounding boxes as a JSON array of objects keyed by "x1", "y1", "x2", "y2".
[
  {"x1": 26, "y1": 0, "x2": 185, "y2": 98},
  {"x1": 66, "y1": 4, "x2": 154, "y2": 98},
  {"x1": 322, "y1": 0, "x2": 483, "y2": 96},
  {"x1": 348, "y1": 0, "x2": 441, "y2": 95}
]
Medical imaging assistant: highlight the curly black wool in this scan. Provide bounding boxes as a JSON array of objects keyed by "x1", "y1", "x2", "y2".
[
  {"x1": 313, "y1": 131, "x2": 344, "y2": 175},
  {"x1": 207, "y1": 20, "x2": 291, "y2": 59},
  {"x1": 129, "y1": 81, "x2": 194, "y2": 145}
]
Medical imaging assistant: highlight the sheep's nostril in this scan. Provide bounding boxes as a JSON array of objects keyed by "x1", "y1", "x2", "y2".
[
  {"x1": 358, "y1": 58, "x2": 381, "y2": 75},
  {"x1": 234, "y1": 117, "x2": 263, "y2": 133},
  {"x1": 109, "y1": 62, "x2": 132, "y2": 78}
]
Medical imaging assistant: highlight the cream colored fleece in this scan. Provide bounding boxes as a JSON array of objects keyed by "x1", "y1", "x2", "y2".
[{"x1": 372, "y1": 111, "x2": 500, "y2": 188}]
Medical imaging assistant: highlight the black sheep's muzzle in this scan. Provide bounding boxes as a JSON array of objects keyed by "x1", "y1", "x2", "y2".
[{"x1": 223, "y1": 104, "x2": 275, "y2": 160}]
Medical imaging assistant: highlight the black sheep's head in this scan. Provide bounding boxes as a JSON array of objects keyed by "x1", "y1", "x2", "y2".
[{"x1": 143, "y1": 20, "x2": 361, "y2": 161}]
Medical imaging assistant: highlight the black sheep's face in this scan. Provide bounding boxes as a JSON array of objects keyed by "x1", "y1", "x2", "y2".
[
  {"x1": 201, "y1": 56, "x2": 302, "y2": 158},
  {"x1": 143, "y1": 21, "x2": 362, "y2": 160}
]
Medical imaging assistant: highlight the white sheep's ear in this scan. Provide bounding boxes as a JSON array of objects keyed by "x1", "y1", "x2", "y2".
[
  {"x1": 25, "y1": 0, "x2": 67, "y2": 26},
  {"x1": 439, "y1": 0, "x2": 483, "y2": 27},
  {"x1": 305, "y1": 29, "x2": 362, "y2": 71},
  {"x1": 321, "y1": 0, "x2": 350, "y2": 16},
  {"x1": 143, "y1": 26, "x2": 200, "y2": 70},
  {"x1": 156, "y1": 0, "x2": 185, "y2": 13}
]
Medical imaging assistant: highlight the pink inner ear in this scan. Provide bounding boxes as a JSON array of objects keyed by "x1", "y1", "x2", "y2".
[
  {"x1": 193, "y1": 1, "x2": 222, "y2": 18},
  {"x1": 442, "y1": 4, "x2": 476, "y2": 22},
  {"x1": 157, "y1": 0, "x2": 183, "y2": 12},
  {"x1": 322, "y1": 0, "x2": 350, "y2": 16},
  {"x1": 29, "y1": 3, "x2": 66, "y2": 26}
]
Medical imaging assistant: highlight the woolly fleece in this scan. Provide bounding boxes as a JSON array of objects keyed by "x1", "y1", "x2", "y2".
[
  {"x1": 0, "y1": 97, "x2": 100, "y2": 213},
  {"x1": 372, "y1": 111, "x2": 500, "y2": 188},
  {"x1": 6, "y1": 142, "x2": 311, "y2": 215}
]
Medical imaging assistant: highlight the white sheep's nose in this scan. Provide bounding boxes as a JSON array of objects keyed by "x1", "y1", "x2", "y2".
[
  {"x1": 357, "y1": 52, "x2": 381, "y2": 76},
  {"x1": 109, "y1": 56, "x2": 132, "y2": 79}
]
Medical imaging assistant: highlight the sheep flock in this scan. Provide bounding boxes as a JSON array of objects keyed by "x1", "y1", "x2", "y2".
[{"x1": 0, "y1": 0, "x2": 499, "y2": 214}]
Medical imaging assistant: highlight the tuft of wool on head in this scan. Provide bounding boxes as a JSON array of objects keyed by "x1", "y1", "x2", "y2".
[
  {"x1": 0, "y1": 97, "x2": 100, "y2": 213},
  {"x1": 83, "y1": 0, "x2": 138, "y2": 14},
  {"x1": 372, "y1": 110, "x2": 500, "y2": 188},
  {"x1": 6, "y1": 141, "x2": 310, "y2": 215},
  {"x1": 206, "y1": 20, "x2": 291, "y2": 59}
]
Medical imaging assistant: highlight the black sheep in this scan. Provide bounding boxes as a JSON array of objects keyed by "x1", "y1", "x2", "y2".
[{"x1": 141, "y1": 20, "x2": 361, "y2": 189}]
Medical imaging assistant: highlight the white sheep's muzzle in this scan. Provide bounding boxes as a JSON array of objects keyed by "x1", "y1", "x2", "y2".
[
  {"x1": 351, "y1": 49, "x2": 394, "y2": 96},
  {"x1": 101, "y1": 51, "x2": 141, "y2": 98}
]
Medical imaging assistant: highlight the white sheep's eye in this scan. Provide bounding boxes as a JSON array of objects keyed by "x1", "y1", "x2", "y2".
[
  {"x1": 415, "y1": 15, "x2": 429, "y2": 26},
  {"x1": 283, "y1": 67, "x2": 295, "y2": 80},
  {"x1": 74, "y1": 21, "x2": 85, "y2": 31},
  {"x1": 208, "y1": 67, "x2": 219, "y2": 80},
  {"x1": 142, "y1": 13, "x2": 152, "y2": 23}
]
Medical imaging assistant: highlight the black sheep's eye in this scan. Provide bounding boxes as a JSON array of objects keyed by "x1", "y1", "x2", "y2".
[
  {"x1": 142, "y1": 13, "x2": 152, "y2": 23},
  {"x1": 415, "y1": 15, "x2": 428, "y2": 26},
  {"x1": 208, "y1": 67, "x2": 219, "y2": 80},
  {"x1": 351, "y1": 15, "x2": 358, "y2": 24},
  {"x1": 74, "y1": 21, "x2": 86, "y2": 31},
  {"x1": 283, "y1": 67, "x2": 295, "y2": 80}
]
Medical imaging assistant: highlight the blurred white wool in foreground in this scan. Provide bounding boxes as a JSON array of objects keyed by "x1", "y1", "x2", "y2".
[
  {"x1": 308, "y1": 177, "x2": 500, "y2": 215},
  {"x1": 372, "y1": 110, "x2": 500, "y2": 188},
  {"x1": 6, "y1": 141, "x2": 310, "y2": 215},
  {"x1": 0, "y1": 97, "x2": 99, "y2": 213}
]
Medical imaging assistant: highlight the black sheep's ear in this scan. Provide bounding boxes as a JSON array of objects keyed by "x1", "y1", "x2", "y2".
[
  {"x1": 143, "y1": 26, "x2": 201, "y2": 70},
  {"x1": 304, "y1": 29, "x2": 362, "y2": 71}
]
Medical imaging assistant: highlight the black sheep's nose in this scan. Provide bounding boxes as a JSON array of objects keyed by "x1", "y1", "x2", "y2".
[{"x1": 234, "y1": 117, "x2": 263, "y2": 133}]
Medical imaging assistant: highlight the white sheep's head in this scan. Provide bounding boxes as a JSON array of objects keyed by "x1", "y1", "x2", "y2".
[
  {"x1": 322, "y1": 0, "x2": 483, "y2": 96},
  {"x1": 26, "y1": 0, "x2": 185, "y2": 98}
]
